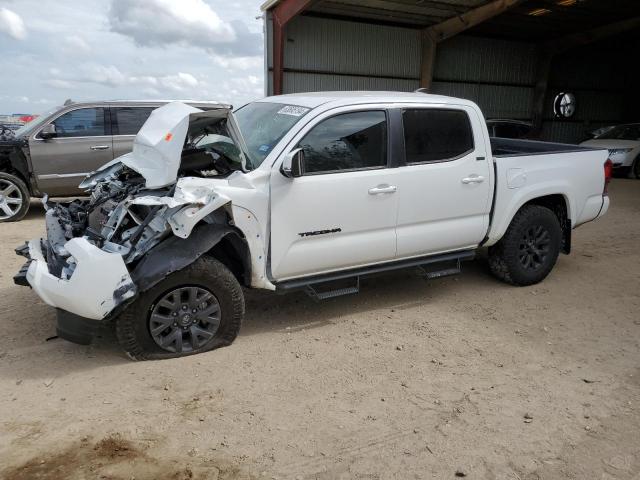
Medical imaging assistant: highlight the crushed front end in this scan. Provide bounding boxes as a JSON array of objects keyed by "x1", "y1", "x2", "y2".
[{"x1": 13, "y1": 101, "x2": 245, "y2": 345}]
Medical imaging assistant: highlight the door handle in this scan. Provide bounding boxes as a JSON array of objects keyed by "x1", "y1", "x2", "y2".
[
  {"x1": 461, "y1": 175, "x2": 485, "y2": 184},
  {"x1": 368, "y1": 184, "x2": 397, "y2": 195},
  {"x1": 90, "y1": 145, "x2": 110, "y2": 151}
]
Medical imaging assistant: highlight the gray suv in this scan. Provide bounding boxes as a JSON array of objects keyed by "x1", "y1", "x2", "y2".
[{"x1": 0, "y1": 100, "x2": 227, "y2": 222}]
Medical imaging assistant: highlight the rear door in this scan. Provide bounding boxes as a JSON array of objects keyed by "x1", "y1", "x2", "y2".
[
  {"x1": 110, "y1": 105, "x2": 157, "y2": 159},
  {"x1": 28, "y1": 106, "x2": 112, "y2": 196},
  {"x1": 392, "y1": 105, "x2": 493, "y2": 258},
  {"x1": 270, "y1": 107, "x2": 398, "y2": 281}
]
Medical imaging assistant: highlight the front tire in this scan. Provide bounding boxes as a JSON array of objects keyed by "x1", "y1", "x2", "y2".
[
  {"x1": 488, "y1": 205, "x2": 562, "y2": 286},
  {"x1": 0, "y1": 172, "x2": 30, "y2": 222},
  {"x1": 116, "y1": 256, "x2": 244, "y2": 360}
]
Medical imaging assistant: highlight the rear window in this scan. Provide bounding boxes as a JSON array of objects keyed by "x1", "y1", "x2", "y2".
[
  {"x1": 402, "y1": 109, "x2": 474, "y2": 163},
  {"x1": 112, "y1": 107, "x2": 155, "y2": 135}
]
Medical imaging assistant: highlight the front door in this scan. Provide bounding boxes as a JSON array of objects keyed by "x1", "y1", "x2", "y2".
[
  {"x1": 392, "y1": 106, "x2": 493, "y2": 258},
  {"x1": 270, "y1": 109, "x2": 398, "y2": 281},
  {"x1": 29, "y1": 106, "x2": 112, "y2": 196}
]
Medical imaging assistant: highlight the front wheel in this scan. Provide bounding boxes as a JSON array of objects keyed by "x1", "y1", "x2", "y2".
[
  {"x1": 0, "y1": 172, "x2": 30, "y2": 222},
  {"x1": 116, "y1": 256, "x2": 245, "y2": 360},
  {"x1": 488, "y1": 205, "x2": 562, "y2": 286}
]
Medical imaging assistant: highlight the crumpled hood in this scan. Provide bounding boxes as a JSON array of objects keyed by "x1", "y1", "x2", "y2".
[
  {"x1": 82, "y1": 101, "x2": 237, "y2": 190},
  {"x1": 119, "y1": 102, "x2": 201, "y2": 188}
]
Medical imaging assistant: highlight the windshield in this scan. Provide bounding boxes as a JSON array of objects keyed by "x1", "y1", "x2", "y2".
[
  {"x1": 13, "y1": 107, "x2": 59, "y2": 138},
  {"x1": 233, "y1": 102, "x2": 311, "y2": 168},
  {"x1": 596, "y1": 124, "x2": 640, "y2": 141}
]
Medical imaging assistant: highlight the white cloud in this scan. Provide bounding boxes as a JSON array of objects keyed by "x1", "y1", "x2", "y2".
[
  {"x1": 64, "y1": 35, "x2": 91, "y2": 53},
  {"x1": 211, "y1": 54, "x2": 262, "y2": 71},
  {"x1": 157, "y1": 72, "x2": 199, "y2": 92},
  {"x1": 109, "y1": 0, "x2": 235, "y2": 49},
  {"x1": 0, "y1": 7, "x2": 27, "y2": 40},
  {"x1": 48, "y1": 64, "x2": 201, "y2": 93},
  {"x1": 45, "y1": 79, "x2": 74, "y2": 89}
]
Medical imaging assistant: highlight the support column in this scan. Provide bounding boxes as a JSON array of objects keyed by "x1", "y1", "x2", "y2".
[
  {"x1": 273, "y1": 15, "x2": 285, "y2": 95},
  {"x1": 419, "y1": 31, "x2": 437, "y2": 91},
  {"x1": 531, "y1": 49, "x2": 553, "y2": 137}
]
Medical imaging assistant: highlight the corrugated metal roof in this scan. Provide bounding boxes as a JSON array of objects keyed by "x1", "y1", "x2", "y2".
[{"x1": 264, "y1": 0, "x2": 640, "y2": 41}]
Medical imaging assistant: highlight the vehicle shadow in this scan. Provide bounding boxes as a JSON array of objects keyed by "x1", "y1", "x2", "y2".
[
  {"x1": 241, "y1": 257, "x2": 494, "y2": 336},
  {"x1": 0, "y1": 257, "x2": 496, "y2": 380},
  {"x1": 23, "y1": 199, "x2": 46, "y2": 219}
]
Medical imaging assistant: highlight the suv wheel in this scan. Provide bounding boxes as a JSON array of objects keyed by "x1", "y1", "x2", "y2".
[
  {"x1": 0, "y1": 172, "x2": 29, "y2": 222},
  {"x1": 488, "y1": 205, "x2": 562, "y2": 286},
  {"x1": 116, "y1": 256, "x2": 244, "y2": 360}
]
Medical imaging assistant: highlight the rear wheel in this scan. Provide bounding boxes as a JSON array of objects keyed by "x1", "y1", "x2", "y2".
[
  {"x1": 116, "y1": 256, "x2": 244, "y2": 360},
  {"x1": 489, "y1": 205, "x2": 562, "y2": 286},
  {"x1": 0, "y1": 172, "x2": 29, "y2": 222},
  {"x1": 633, "y1": 156, "x2": 640, "y2": 179}
]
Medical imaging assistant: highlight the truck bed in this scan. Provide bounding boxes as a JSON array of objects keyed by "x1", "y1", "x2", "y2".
[
  {"x1": 485, "y1": 137, "x2": 609, "y2": 247},
  {"x1": 490, "y1": 137, "x2": 598, "y2": 158}
]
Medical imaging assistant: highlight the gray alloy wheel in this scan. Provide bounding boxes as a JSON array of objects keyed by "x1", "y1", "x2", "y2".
[
  {"x1": 518, "y1": 224, "x2": 551, "y2": 271},
  {"x1": 0, "y1": 177, "x2": 25, "y2": 221},
  {"x1": 149, "y1": 286, "x2": 221, "y2": 353}
]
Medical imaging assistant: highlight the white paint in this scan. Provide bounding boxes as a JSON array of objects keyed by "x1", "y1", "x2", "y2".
[{"x1": 26, "y1": 237, "x2": 135, "y2": 320}]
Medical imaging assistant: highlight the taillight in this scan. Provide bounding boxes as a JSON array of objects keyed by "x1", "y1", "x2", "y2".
[{"x1": 603, "y1": 158, "x2": 613, "y2": 194}]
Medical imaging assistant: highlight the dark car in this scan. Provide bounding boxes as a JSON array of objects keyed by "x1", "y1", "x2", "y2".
[
  {"x1": 486, "y1": 119, "x2": 533, "y2": 139},
  {"x1": 0, "y1": 123, "x2": 19, "y2": 140}
]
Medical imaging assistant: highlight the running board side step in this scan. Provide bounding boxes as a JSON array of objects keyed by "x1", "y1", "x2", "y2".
[
  {"x1": 305, "y1": 277, "x2": 360, "y2": 301},
  {"x1": 418, "y1": 259, "x2": 462, "y2": 280},
  {"x1": 275, "y1": 249, "x2": 475, "y2": 299}
]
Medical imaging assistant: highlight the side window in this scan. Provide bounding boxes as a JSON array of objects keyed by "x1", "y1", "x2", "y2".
[
  {"x1": 402, "y1": 109, "x2": 474, "y2": 163},
  {"x1": 297, "y1": 111, "x2": 387, "y2": 174},
  {"x1": 112, "y1": 107, "x2": 155, "y2": 135},
  {"x1": 53, "y1": 108, "x2": 107, "y2": 138}
]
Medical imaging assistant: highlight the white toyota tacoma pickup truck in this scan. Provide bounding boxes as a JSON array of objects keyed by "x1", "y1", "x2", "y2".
[{"x1": 14, "y1": 92, "x2": 611, "y2": 360}]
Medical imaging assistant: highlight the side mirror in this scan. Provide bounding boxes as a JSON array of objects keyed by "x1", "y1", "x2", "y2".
[
  {"x1": 40, "y1": 124, "x2": 57, "y2": 139},
  {"x1": 281, "y1": 147, "x2": 304, "y2": 178}
]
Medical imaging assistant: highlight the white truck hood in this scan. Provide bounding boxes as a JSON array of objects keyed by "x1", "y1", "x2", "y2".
[{"x1": 82, "y1": 101, "x2": 245, "y2": 189}]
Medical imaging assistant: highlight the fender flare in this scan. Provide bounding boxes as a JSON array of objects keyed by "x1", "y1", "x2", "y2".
[{"x1": 130, "y1": 224, "x2": 250, "y2": 293}]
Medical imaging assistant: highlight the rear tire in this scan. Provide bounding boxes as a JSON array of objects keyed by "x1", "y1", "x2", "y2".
[
  {"x1": 488, "y1": 205, "x2": 562, "y2": 286},
  {"x1": 0, "y1": 172, "x2": 30, "y2": 222},
  {"x1": 116, "y1": 256, "x2": 244, "y2": 360},
  {"x1": 633, "y1": 156, "x2": 640, "y2": 179}
]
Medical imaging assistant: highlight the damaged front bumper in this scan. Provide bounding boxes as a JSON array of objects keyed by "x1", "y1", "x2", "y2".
[{"x1": 15, "y1": 231, "x2": 136, "y2": 322}]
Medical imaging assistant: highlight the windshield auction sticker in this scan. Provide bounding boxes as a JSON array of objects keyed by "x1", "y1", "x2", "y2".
[{"x1": 277, "y1": 105, "x2": 310, "y2": 117}]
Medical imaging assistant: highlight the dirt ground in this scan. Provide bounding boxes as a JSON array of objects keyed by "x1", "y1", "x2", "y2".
[{"x1": 0, "y1": 180, "x2": 639, "y2": 480}]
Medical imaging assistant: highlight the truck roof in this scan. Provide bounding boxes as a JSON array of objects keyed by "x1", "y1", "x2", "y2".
[{"x1": 257, "y1": 91, "x2": 478, "y2": 109}]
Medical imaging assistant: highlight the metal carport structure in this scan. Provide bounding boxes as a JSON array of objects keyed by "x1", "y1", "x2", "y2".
[{"x1": 261, "y1": 0, "x2": 640, "y2": 142}]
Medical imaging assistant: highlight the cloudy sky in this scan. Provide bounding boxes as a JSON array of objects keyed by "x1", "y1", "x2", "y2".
[{"x1": 0, "y1": 0, "x2": 265, "y2": 115}]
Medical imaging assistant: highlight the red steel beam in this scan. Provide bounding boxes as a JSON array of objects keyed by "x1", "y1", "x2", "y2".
[{"x1": 272, "y1": 0, "x2": 317, "y2": 95}]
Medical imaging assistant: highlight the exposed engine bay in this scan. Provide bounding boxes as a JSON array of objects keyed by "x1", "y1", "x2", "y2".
[{"x1": 47, "y1": 129, "x2": 243, "y2": 280}]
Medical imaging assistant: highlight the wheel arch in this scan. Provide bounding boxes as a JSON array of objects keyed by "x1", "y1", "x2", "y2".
[
  {"x1": 488, "y1": 191, "x2": 572, "y2": 253},
  {"x1": 130, "y1": 223, "x2": 252, "y2": 293}
]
